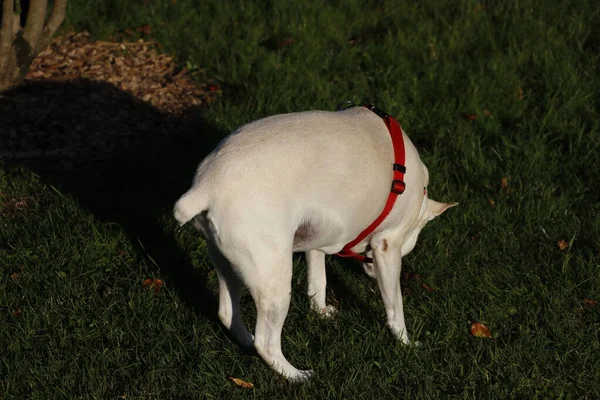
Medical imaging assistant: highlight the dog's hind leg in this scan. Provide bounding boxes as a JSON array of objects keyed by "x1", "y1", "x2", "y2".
[
  {"x1": 306, "y1": 250, "x2": 337, "y2": 317},
  {"x1": 244, "y1": 250, "x2": 314, "y2": 382},
  {"x1": 371, "y1": 238, "x2": 410, "y2": 344},
  {"x1": 206, "y1": 242, "x2": 254, "y2": 348}
]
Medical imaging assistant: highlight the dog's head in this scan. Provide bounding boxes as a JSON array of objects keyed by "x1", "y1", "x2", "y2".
[{"x1": 362, "y1": 195, "x2": 456, "y2": 279}]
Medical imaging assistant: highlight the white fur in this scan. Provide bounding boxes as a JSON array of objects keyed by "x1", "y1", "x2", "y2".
[{"x1": 174, "y1": 107, "x2": 455, "y2": 381}]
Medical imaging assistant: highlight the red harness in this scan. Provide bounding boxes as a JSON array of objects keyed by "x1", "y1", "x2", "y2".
[{"x1": 335, "y1": 105, "x2": 406, "y2": 263}]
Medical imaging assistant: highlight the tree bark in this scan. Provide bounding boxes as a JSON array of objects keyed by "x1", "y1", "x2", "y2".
[
  {"x1": 0, "y1": 0, "x2": 67, "y2": 92},
  {"x1": 23, "y1": 0, "x2": 48, "y2": 48},
  {"x1": 0, "y1": 0, "x2": 16, "y2": 80},
  {"x1": 38, "y1": 0, "x2": 66, "y2": 52}
]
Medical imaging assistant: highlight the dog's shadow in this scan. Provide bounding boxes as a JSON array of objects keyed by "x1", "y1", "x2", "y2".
[{"x1": 1, "y1": 79, "x2": 380, "y2": 329}]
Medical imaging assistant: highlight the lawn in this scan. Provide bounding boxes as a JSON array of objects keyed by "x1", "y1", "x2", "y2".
[{"x1": 1, "y1": 0, "x2": 599, "y2": 398}]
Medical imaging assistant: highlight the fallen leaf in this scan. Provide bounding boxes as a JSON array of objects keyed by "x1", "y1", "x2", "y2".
[
  {"x1": 557, "y1": 240, "x2": 569, "y2": 252},
  {"x1": 0, "y1": 195, "x2": 32, "y2": 216},
  {"x1": 470, "y1": 322, "x2": 492, "y2": 338},
  {"x1": 583, "y1": 299, "x2": 598, "y2": 307},
  {"x1": 10, "y1": 272, "x2": 19, "y2": 281},
  {"x1": 518, "y1": 87, "x2": 523, "y2": 101},
  {"x1": 473, "y1": 4, "x2": 486, "y2": 13},
  {"x1": 401, "y1": 272, "x2": 422, "y2": 282},
  {"x1": 488, "y1": 199, "x2": 495, "y2": 208},
  {"x1": 277, "y1": 37, "x2": 295, "y2": 49},
  {"x1": 483, "y1": 109, "x2": 493, "y2": 118},
  {"x1": 12, "y1": 307, "x2": 22, "y2": 317},
  {"x1": 500, "y1": 177, "x2": 509, "y2": 191},
  {"x1": 429, "y1": 43, "x2": 437, "y2": 58},
  {"x1": 208, "y1": 84, "x2": 220, "y2": 92},
  {"x1": 464, "y1": 113, "x2": 477, "y2": 120},
  {"x1": 142, "y1": 278, "x2": 165, "y2": 293},
  {"x1": 422, "y1": 283, "x2": 435, "y2": 292},
  {"x1": 227, "y1": 376, "x2": 255, "y2": 389},
  {"x1": 138, "y1": 24, "x2": 152, "y2": 36}
]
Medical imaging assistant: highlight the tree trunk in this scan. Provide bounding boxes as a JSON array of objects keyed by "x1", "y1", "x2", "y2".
[{"x1": 0, "y1": 0, "x2": 67, "y2": 92}]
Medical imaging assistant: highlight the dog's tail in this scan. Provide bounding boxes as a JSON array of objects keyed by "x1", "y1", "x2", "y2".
[{"x1": 173, "y1": 187, "x2": 209, "y2": 226}]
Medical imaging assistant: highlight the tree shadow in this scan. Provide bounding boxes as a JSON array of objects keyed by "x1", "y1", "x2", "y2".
[
  {"x1": 1, "y1": 79, "x2": 225, "y2": 321},
  {"x1": 1, "y1": 79, "x2": 384, "y2": 329}
]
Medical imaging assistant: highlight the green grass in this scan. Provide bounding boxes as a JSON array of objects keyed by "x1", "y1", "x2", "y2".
[{"x1": 2, "y1": 0, "x2": 600, "y2": 398}]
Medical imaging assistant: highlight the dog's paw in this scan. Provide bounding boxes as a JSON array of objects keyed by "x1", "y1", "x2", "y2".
[
  {"x1": 287, "y1": 369, "x2": 315, "y2": 383},
  {"x1": 388, "y1": 326, "x2": 410, "y2": 344},
  {"x1": 315, "y1": 305, "x2": 338, "y2": 319}
]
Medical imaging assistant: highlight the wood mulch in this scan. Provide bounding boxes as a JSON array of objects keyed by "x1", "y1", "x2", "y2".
[{"x1": 0, "y1": 31, "x2": 218, "y2": 163}]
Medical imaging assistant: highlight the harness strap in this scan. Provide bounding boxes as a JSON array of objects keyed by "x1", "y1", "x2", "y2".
[{"x1": 335, "y1": 105, "x2": 406, "y2": 263}]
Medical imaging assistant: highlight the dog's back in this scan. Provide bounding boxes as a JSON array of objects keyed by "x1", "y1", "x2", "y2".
[{"x1": 174, "y1": 108, "x2": 394, "y2": 235}]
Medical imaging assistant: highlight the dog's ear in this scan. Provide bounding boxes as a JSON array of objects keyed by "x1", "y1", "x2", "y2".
[{"x1": 426, "y1": 199, "x2": 458, "y2": 220}]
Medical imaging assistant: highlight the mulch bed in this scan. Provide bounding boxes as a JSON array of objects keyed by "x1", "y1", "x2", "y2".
[{"x1": 0, "y1": 31, "x2": 217, "y2": 164}]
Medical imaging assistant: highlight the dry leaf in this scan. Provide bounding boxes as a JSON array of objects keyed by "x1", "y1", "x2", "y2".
[
  {"x1": 464, "y1": 113, "x2": 477, "y2": 120},
  {"x1": 142, "y1": 278, "x2": 153, "y2": 287},
  {"x1": 277, "y1": 37, "x2": 295, "y2": 49},
  {"x1": 473, "y1": 4, "x2": 486, "y2": 13},
  {"x1": 0, "y1": 195, "x2": 32, "y2": 216},
  {"x1": 401, "y1": 272, "x2": 422, "y2": 282},
  {"x1": 12, "y1": 307, "x2": 22, "y2": 317},
  {"x1": 583, "y1": 299, "x2": 598, "y2": 307},
  {"x1": 483, "y1": 110, "x2": 493, "y2": 118},
  {"x1": 470, "y1": 322, "x2": 492, "y2": 338},
  {"x1": 488, "y1": 199, "x2": 495, "y2": 208},
  {"x1": 500, "y1": 177, "x2": 509, "y2": 191},
  {"x1": 557, "y1": 240, "x2": 569, "y2": 252},
  {"x1": 518, "y1": 87, "x2": 523, "y2": 101},
  {"x1": 422, "y1": 283, "x2": 435, "y2": 293},
  {"x1": 227, "y1": 376, "x2": 255, "y2": 389},
  {"x1": 142, "y1": 278, "x2": 165, "y2": 293},
  {"x1": 138, "y1": 24, "x2": 152, "y2": 36},
  {"x1": 10, "y1": 272, "x2": 19, "y2": 281},
  {"x1": 429, "y1": 43, "x2": 437, "y2": 58}
]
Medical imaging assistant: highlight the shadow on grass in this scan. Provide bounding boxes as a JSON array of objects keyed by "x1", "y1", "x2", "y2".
[
  {"x1": 1, "y1": 79, "x2": 225, "y2": 322},
  {"x1": 1, "y1": 79, "x2": 382, "y2": 332}
]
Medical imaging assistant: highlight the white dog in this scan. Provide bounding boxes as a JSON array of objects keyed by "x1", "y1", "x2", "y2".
[{"x1": 174, "y1": 105, "x2": 455, "y2": 381}]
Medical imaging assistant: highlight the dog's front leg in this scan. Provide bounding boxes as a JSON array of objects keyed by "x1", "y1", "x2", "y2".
[
  {"x1": 306, "y1": 250, "x2": 337, "y2": 317},
  {"x1": 371, "y1": 238, "x2": 410, "y2": 344}
]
